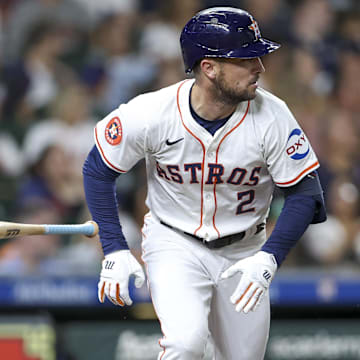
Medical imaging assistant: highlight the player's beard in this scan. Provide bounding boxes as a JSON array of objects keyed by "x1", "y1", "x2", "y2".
[{"x1": 211, "y1": 68, "x2": 257, "y2": 106}]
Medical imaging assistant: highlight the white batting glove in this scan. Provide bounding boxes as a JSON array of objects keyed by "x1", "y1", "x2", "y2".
[
  {"x1": 98, "y1": 250, "x2": 145, "y2": 306},
  {"x1": 221, "y1": 251, "x2": 277, "y2": 313}
]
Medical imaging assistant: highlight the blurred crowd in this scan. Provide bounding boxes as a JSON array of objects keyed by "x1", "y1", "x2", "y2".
[{"x1": 0, "y1": 0, "x2": 359, "y2": 276}]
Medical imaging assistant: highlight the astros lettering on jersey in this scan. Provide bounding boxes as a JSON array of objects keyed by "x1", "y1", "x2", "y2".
[{"x1": 95, "y1": 79, "x2": 319, "y2": 243}]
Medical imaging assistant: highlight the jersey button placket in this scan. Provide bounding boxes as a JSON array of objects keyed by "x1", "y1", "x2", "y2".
[{"x1": 203, "y1": 147, "x2": 216, "y2": 239}]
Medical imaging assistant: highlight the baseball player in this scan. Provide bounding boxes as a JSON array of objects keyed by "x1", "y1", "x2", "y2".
[{"x1": 83, "y1": 7, "x2": 326, "y2": 360}]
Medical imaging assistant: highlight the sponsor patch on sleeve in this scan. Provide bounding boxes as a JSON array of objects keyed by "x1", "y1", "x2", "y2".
[
  {"x1": 286, "y1": 128, "x2": 309, "y2": 160},
  {"x1": 105, "y1": 117, "x2": 122, "y2": 145}
]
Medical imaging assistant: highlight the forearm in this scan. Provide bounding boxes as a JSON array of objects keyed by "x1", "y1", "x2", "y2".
[
  {"x1": 261, "y1": 194, "x2": 317, "y2": 266},
  {"x1": 83, "y1": 145, "x2": 129, "y2": 255}
]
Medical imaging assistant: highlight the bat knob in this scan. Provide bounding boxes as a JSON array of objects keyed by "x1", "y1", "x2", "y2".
[{"x1": 86, "y1": 220, "x2": 99, "y2": 237}]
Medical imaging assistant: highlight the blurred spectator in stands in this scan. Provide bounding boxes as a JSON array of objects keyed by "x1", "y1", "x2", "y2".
[
  {"x1": 0, "y1": 131, "x2": 24, "y2": 218},
  {"x1": 291, "y1": 0, "x2": 338, "y2": 74},
  {"x1": 80, "y1": 63, "x2": 108, "y2": 119},
  {"x1": 288, "y1": 0, "x2": 338, "y2": 147},
  {"x1": 22, "y1": 83, "x2": 96, "y2": 172},
  {"x1": 17, "y1": 143, "x2": 84, "y2": 221},
  {"x1": 148, "y1": 58, "x2": 184, "y2": 91},
  {"x1": 339, "y1": 11, "x2": 360, "y2": 52},
  {"x1": 317, "y1": 109, "x2": 360, "y2": 200},
  {"x1": 268, "y1": 45, "x2": 332, "y2": 113},
  {"x1": 73, "y1": 0, "x2": 138, "y2": 22},
  {"x1": 18, "y1": 82, "x2": 96, "y2": 219},
  {"x1": 152, "y1": 0, "x2": 202, "y2": 30},
  {"x1": 0, "y1": 0, "x2": 19, "y2": 23},
  {"x1": 0, "y1": 26, "x2": 22, "y2": 176},
  {"x1": 0, "y1": 14, "x2": 23, "y2": 217},
  {"x1": 302, "y1": 177, "x2": 360, "y2": 266},
  {"x1": 335, "y1": 49, "x2": 360, "y2": 113},
  {"x1": 0, "y1": 205, "x2": 63, "y2": 275},
  {"x1": 3, "y1": 0, "x2": 89, "y2": 62},
  {"x1": 0, "y1": 133, "x2": 24, "y2": 177},
  {"x1": 83, "y1": 9, "x2": 156, "y2": 114},
  {"x1": 139, "y1": 0, "x2": 202, "y2": 90},
  {"x1": 1, "y1": 22, "x2": 77, "y2": 143},
  {"x1": 331, "y1": 11, "x2": 360, "y2": 116},
  {"x1": 292, "y1": 0, "x2": 335, "y2": 45}
]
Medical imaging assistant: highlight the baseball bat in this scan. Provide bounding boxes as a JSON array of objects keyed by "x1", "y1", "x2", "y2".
[{"x1": 0, "y1": 220, "x2": 99, "y2": 239}]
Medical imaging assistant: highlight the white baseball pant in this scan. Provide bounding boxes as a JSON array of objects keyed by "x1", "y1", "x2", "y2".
[{"x1": 141, "y1": 213, "x2": 270, "y2": 360}]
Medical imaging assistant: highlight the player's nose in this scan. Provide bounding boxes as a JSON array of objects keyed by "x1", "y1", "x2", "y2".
[{"x1": 253, "y1": 58, "x2": 265, "y2": 74}]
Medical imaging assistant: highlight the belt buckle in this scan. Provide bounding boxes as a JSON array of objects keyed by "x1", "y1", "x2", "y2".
[{"x1": 202, "y1": 237, "x2": 212, "y2": 248}]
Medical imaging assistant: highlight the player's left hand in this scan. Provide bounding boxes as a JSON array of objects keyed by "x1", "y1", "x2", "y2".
[{"x1": 221, "y1": 251, "x2": 277, "y2": 313}]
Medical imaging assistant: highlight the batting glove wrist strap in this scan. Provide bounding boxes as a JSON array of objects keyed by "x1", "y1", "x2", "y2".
[
  {"x1": 98, "y1": 250, "x2": 145, "y2": 306},
  {"x1": 221, "y1": 251, "x2": 277, "y2": 313}
]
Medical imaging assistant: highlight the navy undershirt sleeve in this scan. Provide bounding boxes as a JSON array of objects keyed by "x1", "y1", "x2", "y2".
[
  {"x1": 261, "y1": 194, "x2": 316, "y2": 266},
  {"x1": 82, "y1": 145, "x2": 129, "y2": 255},
  {"x1": 261, "y1": 172, "x2": 326, "y2": 266}
]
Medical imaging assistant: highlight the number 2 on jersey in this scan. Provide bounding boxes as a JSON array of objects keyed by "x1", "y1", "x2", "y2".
[{"x1": 236, "y1": 190, "x2": 255, "y2": 214}]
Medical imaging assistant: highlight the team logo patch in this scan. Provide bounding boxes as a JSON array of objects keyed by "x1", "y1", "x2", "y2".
[
  {"x1": 248, "y1": 16, "x2": 261, "y2": 41},
  {"x1": 105, "y1": 117, "x2": 122, "y2": 145},
  {"x1": 286, "y1": 128, "x2": 309, "y2": 160}
]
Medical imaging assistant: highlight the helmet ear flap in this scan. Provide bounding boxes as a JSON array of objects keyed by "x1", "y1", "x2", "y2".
[{"x1": 180, "y1": 7, "x2": 281, "y2": 74}]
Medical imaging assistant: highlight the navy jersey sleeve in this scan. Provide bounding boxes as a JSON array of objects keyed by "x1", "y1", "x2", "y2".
[
  {"x1": 261, "y1": 171, "x2": 326, "y2": 266},
  {"x1": 82, "y1": 145, "x2": 129, "y2": 255}
]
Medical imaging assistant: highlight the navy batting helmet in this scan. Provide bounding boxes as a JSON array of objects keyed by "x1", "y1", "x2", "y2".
[{"x1": 180, "y1": 7, "x2": 281, "y2": 73}]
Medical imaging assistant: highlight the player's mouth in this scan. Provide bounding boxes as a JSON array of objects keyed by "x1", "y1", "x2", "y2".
[{"x1": 249, "y1": 77, "x2": 259, "y2": 88}]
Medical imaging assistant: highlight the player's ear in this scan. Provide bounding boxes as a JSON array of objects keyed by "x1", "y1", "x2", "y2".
[{"x1": 200, "y1": 59, "x2": 217, "y2": 80}]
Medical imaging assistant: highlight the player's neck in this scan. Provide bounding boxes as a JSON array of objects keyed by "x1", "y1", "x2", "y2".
[{"x1": 191, "y1": 82, "x2": 237, "y2": 121}]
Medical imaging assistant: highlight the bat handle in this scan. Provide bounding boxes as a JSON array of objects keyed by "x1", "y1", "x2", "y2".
[{"x1": 44, "y1": 221, "x2": 99, "y2": 237}]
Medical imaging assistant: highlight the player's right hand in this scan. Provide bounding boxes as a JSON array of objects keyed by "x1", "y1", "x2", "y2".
[{"x1": 98, "y1": 250, "x2": 145, "y2": 306}]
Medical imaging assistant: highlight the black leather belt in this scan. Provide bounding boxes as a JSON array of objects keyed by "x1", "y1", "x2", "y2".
[{"x1": 160, "y1": 220, "x2": 264, "y2": 249}]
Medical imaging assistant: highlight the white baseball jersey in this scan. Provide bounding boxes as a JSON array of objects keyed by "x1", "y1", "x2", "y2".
[{"x1": 95, "y1": 79, "x2": 319, "y2": 243}]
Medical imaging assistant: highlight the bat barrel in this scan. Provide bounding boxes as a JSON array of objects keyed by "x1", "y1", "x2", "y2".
[{"x1": 44, "y1": 221, "x2": 98, "y2": 237}]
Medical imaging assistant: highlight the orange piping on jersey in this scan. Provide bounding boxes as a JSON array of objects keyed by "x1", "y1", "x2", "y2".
[
  {"x1": 95, "y1": 127, "x2": 127, "y2": 173},
  {"x1": 212, "y1": 101, "x2": 250, "y2": 237},
  {"x1": 212, "y1": 181, "x2": 221, "y2": 238},
  {"x1": 177, "y1": 80, "x2": 206, "y2": 236},
  {"x1": 275, "y1": 161, "x2": 319, "y2": 186}
]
